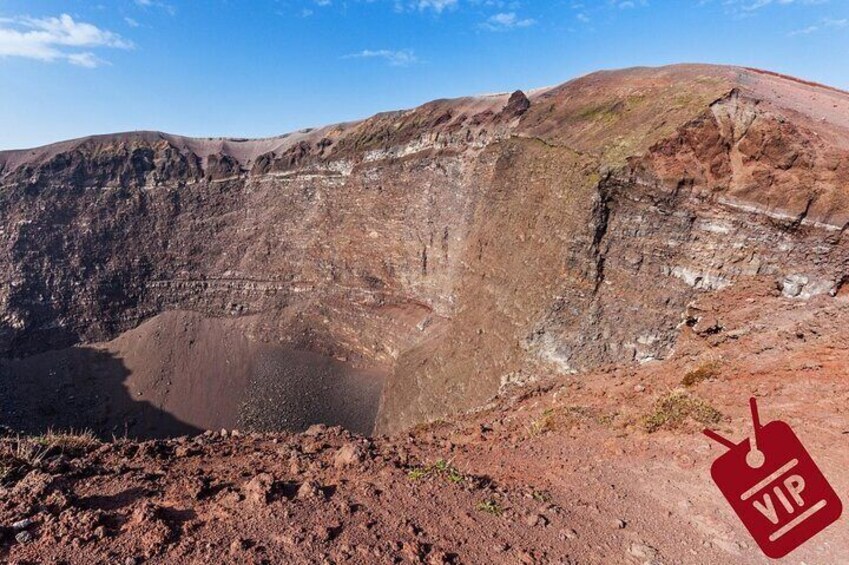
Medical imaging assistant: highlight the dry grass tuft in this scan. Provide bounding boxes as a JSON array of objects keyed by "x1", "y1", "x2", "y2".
[
  {"x1": 528, "y1": 409, "x2": 556, "y2": 437},
  {"x1": 0, "y1": 429, "x2": 101, "y2": 485},
  {"x1": 527, "y1": 404, "x2": 619, "y2": 438},
  {"x1": 643, "y1": 391, "x2": 722, "y2": 433},
  {"x1": 681, "y1": 362, "x2": 721, "y2": 387},
  {"x1": 34, "y1": 429, "x2": 100, "y2": 453}
]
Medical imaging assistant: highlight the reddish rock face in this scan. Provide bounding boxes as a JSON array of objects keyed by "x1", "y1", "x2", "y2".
[{"x1": 1, "y1": 64, "x2": 848, "y2": 436}]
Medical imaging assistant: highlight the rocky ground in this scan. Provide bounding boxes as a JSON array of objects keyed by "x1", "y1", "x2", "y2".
[{"x1": 2, "y1": 279, "x2": 847, "y2": 564}]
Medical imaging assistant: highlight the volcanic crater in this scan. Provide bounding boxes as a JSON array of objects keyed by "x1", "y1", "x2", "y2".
[{"x1": 2, "y1": 64, "x2": 849, "y2": 441}]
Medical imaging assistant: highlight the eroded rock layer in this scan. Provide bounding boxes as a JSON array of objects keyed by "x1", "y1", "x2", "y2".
[{"x1": 1, "y1": 64, "x2": 848, "y2": 435}]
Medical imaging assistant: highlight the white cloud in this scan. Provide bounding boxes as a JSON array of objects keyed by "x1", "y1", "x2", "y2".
[
  {"x1": 701, "y1": 0, "x2": 832, "y2": 20},
  {"x1": 0, "y1": 14, "x2": 133, "y2": 68},
  {"x1": 709, "y1": 0, "x2": 829, "y2": 15},
  {"x1": 789, "y1": 24, "x2": 819, "y2": 34},
  {"x1": 296, "y1": 0, "x2": 459, "y2": 17},
  {"x1": 134, "y1": 0, "x2": 177, "y2": 16},
  {"x1": 415, "y1": 0, "x2": 458, "y2": 12},
  {"x1": 343, "y1": 48, "x2": 418, "y2": 66},
  {"x1": 789, "y1": 16, "x2": 847, "y2": 35},
  {"x1": 481, "y1": 12, "x2": 536, "y2": 31},
  {"x1": 743, "y1": 0, "x2": 828, "y2": 11},
  {"x1": 66, "y1": 52, "x2": 104, "y2": 68}
]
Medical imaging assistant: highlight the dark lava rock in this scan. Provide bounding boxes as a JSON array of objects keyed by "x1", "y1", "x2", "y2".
[{"x1": 502, "y1": 90, "x2": 531, "y2": 118}]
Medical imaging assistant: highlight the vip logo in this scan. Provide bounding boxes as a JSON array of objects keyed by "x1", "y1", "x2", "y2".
[{"x1": 704, "y1": 398, "x2": 842, "y2": 559}]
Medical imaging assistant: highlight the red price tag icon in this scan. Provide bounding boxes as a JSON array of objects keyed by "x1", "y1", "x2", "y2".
[{"x1": 704, "y1": 398, "x2": 842, "y2": 559}]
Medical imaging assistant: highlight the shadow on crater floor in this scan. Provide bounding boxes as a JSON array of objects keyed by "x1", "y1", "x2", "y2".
[
  {"x1": 0, "y1": 311, "x2": 386, "y2": 439},
  {"x1": 0, "y1": 346, "x2": 201, "y2": 440}
]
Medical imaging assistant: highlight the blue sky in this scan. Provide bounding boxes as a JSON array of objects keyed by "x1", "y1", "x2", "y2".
[{"x1": 0, "y1": 0, "x2": 847, "y2": 150}]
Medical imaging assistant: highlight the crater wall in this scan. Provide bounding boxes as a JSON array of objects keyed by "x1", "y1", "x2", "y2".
[{"x1": 2, "y1": 65, "x2": 848, "y2": 435}]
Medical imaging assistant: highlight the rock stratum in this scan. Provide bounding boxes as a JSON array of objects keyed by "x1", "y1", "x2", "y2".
[
  {"x1": 2, "y1": 64, "x2": 849, "y2": 564},
  {"x1": 2, "y1": 64, "x2": 849, "y2": 440}
]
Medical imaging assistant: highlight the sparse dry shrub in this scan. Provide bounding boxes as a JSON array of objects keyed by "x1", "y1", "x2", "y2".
[
  {"x1": 681, "y1": 362, "x2": 721, "y2": 387},
  {"x1": 0, "y1": 429, "x2": 100, "y2": 485},
  {"x1": 528, "y1": 409, "x2": 556, "y2": 437},
  {"x1": 643, "y1": 391, "x2": 722, "y2": 433},
  {"x1": 34, "y1": 429, "x2": 100, "y2": 453}
]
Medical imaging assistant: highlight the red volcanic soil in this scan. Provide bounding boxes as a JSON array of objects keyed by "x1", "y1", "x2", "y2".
[{"x1": 2, "y1": 280, "x2": 848, "y2": 564}]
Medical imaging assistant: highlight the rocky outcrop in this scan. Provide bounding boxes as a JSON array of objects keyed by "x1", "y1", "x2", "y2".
[
  {"x1": 500, "y1": 90, "x2": 531, "y2": 118},
  {"x1": 1, "y1": 64, "x2": 848, "y2": 434}
]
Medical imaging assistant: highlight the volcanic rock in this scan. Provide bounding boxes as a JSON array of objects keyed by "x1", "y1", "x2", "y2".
[{"x1": 243, "y1": 473, "x2": 274, "y2": 505}]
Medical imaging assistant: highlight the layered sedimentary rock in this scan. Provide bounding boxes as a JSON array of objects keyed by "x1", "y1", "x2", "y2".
[{"x1": 1, "y1": 64, "x2": 848, "y2": 435}]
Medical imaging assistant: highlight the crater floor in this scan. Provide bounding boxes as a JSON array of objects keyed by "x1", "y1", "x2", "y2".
[{"x1": 1, "y1": 311, "x2": 385, "y2": 439}]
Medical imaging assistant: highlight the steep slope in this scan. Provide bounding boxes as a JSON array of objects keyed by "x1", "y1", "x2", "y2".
[
  {"x1": 2, "y1": 277, "x2": 849, "y2": 564},
  {"x1": 2, "y1": 64, "x2": 849, "y2": 437}
]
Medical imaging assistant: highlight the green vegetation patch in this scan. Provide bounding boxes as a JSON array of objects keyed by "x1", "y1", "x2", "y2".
[
  {"x1": 476, "y1": 499, "x2": 502, "y2": 516},
  {"x1": 407, "y1": 459, "x2": 465, "y2": 484}
]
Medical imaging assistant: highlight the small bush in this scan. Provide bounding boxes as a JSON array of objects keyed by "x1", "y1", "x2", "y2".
[
  {"x1": 528, "y1": 409, "x2": 556, "y2": 437},
  {"x1": 643, "y1": 391, "x2": 722, "y2": 433},
  {"x1": 681, "y1": 362, "x2": 720, "y2": 387}
]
